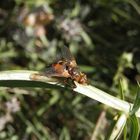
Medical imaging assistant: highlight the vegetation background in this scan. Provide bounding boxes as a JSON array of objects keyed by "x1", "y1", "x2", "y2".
[{"x1": 0, "y1": 0, "x2": 140, "y2": 139}]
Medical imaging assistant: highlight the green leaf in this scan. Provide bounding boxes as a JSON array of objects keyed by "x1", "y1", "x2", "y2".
[
  {"x1": 119, "y1": 79, "x2": 125, "y2": 100},
  {"x1": 130, "y1": 83, "x2": 140, "y2": 115},
  {"x1": 59, "y1": 127, "x2": 71, "y2": 140},
  {"x1": 129, "y1": 115, "x2": 140, "y2": 140},
  {"x1": 123, "y1": 123, "x2": 127, "y2": 140}
]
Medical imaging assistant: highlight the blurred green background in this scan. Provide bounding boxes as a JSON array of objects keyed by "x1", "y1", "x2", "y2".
[{"x1": 0, "y1": 0, "x2": 140, "y2": 139}]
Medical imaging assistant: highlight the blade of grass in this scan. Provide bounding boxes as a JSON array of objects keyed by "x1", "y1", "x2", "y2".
[
  {"x1": 129, "y1": 115, "x2": 140, "y2": 140},
  {"x1": 1, "y1": 70, "x2": 140, "y2": 118},
  {"x1": 107, "y1": 114, "x2": 127, "y2": 140},
  {"x1": 59, "y1": 127, "x2": 71, "y2": 140},
  {"x1": 119, "y1": 79, "x2": 125, "y2": 100},
  {"x1": 123, "y1": 122, "x2": 127, "y2": 140},
  {"x1": 130, "y1": 82, "x2": 140, "y2": 115}
]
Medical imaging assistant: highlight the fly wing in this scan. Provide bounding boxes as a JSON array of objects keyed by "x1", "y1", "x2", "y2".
[
  {"x1": 44, "y1": 67, "x2": 63, "y2": 77},
  {"x1": 61, "y1": 46, "x2": 77, "y2": 67},
  {"x1": 44, "y1": 65, "x2": 70, "y2": 78}
]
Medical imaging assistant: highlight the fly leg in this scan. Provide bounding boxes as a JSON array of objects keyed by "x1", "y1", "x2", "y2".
[{"x1": 63, "y1": 78, "x2": 77, "y2": 88}]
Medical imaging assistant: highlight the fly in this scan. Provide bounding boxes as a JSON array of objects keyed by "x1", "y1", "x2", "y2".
[{"x1": 44, "y1": 46, "x2": 87, "y2": 85}]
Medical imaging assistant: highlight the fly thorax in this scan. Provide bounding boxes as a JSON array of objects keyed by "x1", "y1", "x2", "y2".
[{"x1": 68, "y1": 67, "x2": 79, "y2": 77}]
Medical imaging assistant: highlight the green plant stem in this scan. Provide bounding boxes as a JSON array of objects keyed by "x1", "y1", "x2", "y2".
[{"x1": 0, "y1": 70, "x2": 140, "y2": 118}]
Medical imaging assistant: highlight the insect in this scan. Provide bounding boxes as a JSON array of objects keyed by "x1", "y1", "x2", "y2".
[{"x1": 44, "y1": 46, "x2": 87, "y2": 85}]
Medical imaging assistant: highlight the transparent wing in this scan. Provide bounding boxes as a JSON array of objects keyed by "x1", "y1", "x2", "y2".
[
  {"x1": 44, "y1": 65, "x2": 70, "y2": 78},
  {"x1": 44, "y1": 67, "x2": 62, "y2": 77},
  {"x1": 61, "y1": 46, "x2": 77, "y2": 67},
  {"x1": 61, "y1": 46, "x2": 74, "y2": 61}
]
